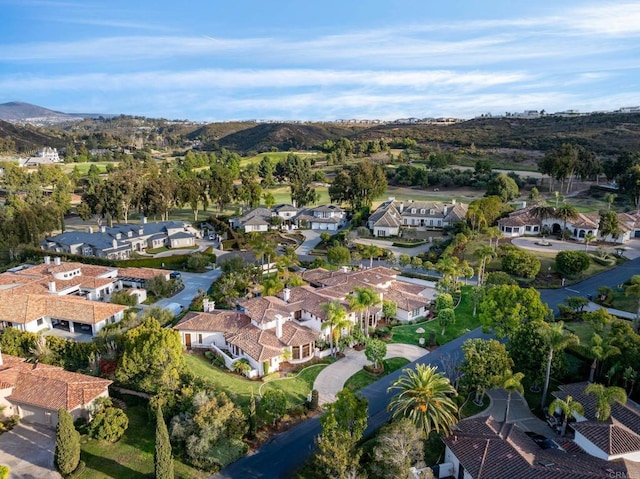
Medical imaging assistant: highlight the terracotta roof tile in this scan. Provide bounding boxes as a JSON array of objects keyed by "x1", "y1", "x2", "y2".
[{"x1": 174, "y1": 310, "x2": 251, "y2": 333}]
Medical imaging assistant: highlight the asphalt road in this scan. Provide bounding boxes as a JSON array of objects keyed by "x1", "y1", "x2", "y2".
[
  {"x1": 214, "y1": 327, "x2": 493, "y2": 479},
  {"x1": 539, "y1": 255, "x2": 640, "y2": 311}
]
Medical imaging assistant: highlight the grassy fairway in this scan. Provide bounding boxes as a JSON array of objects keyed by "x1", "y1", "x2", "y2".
[
  {"x1": 241, "y1": 151, "x2": 320, "y2": 167},
  {"x1": 80, "y1": 402, "x2": 205, "y2": 479},
  {"x1": 390, "y1": 286, "x2": 479, "y2": 346},
  {"x1": 60, "y1": 161, "x2": 116, "y2": 174}
]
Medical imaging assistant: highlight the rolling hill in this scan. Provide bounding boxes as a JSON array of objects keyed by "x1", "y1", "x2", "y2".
[{"x1": 0, "y1": 119, "x2": 67, "y2": 152}]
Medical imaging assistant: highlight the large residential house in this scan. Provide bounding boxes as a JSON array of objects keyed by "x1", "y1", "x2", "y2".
[
  {"x1": 0, "y1": 352, "x2": 111, "y2": 428},
  {"x1": 498, "y1": 206, "x2": 640, "y2": 243},
  {"x1": 368, "y1": 199, "x2": 468, "y2": 237},
  {"x1": 442, "y1": 382, "x2": 640, "y2": 479},
  {"x1": 230, "y1": 204, "x2": 346, "y2": 232},
  {"x1": 174, "y1": 266, "x2": 433, "y2": 377},
  {"x1": 0, "y1": 257, "x2": 169, "y2": 335},
  {"x1": 41, "y1": 219, "x2": 197, "y2": 260},
  {"x1": 18, "y1": 147, "x2": 62, "y2": 167}
]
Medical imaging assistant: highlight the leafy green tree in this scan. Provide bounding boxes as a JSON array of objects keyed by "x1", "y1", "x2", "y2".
[
  {"x1": 467, "y1": 196, "x2": 513, "y2": 229},
  {"x1": 361, "y1": 244, "x2": 383, "y2": 268},
  {"x1": 326, "y1": 245, "x2": 351, "y2": 266},
  {"x1": 88, "y1": 398, "x2": 129, "y2": 442},
  {"x1": 624, "y1": 282, "x2": 640, "y2": 333},
  {"x1": 387, "y1": 364, "x2": 458, "y2": 436},
  {"x1": 599, "y1": 210, "x2": 621, "y2": 242},
  {"x1": 275, "y1": 154, "x2": 316, "y2": 207},
  {"x1": 619, "y1": 163, "x2": 640, "y2": 210},
  {"x1": 208, "y1": 164, "x2": 236, "y2": 212},
  {"x1": 398, "y1": 254, "x2": 411, "y2": 268},
  {"x1": 459, "y1": 338, "x2": 514, "y2": 405},
  {"x1": 480, "y1": 285, "x2": 551, "y2": 338},
  {"x1": 540, "y1": 321, "x2": 579, "y2": 408},
  {"x1": 486, "y1": 173, "x2": 519, "y2": 201},
  {"x1": 186, "y1": 253, "x2": 212, "y2": 271},
  {"x1": 146, "y1": 275, "x2": 172, "y2": 298},
  {"x1": 585, "y1": 383, "x2": 627, "y2": 421},
  {"x1": 258, "y1": 155, "x2": 275, "y2": 187},
  {"x1": 548, "y1": 395, "x2": 584, "y2": 437},
  {"x1": 437, "y1": 308, "x2": 456, "y2": 335},
  {"x1": 556, "y1": 250, "x2": 590, "y2": 277},
  {"x1": 0, "y1": 465, "x2": 9, "y2": 479},
  {"x1": 365, "y1": 338, "x2": 387, "y2": 370},
  {"x1": 55, "y1": 408, "x2": 80, "y2": 475},
  {"x1": 348, "y1": 162, "x2": 387, "y2": 210},
  {"x1": 155, "y1": 406, "x2": 174, "y2": 479},
  {"x1": 116, "y1": 318, "x2": 184, "y2": 394},
  {"x1": 260, "y1": 389, "x2": 287, "y2": 426},
  {"x1": 485, "y1": 271, "x2": 517, "y2": 286},
  {"x1": 435, "y1": 293, "x2": 454, "y2": 311},
  {"x1": 110, "y1": 290, "x2": 138, "y2": 306},
  {"x1": 369, "y1": 418, "x2": 424, "y2": 479},
  {"x1": 382, "y1": 300, "x2": 397, "y2": 321},
  {"x1": 501, "y1": 248, "x2": 541, "y2": 279},
  {"x1": 555, "y1": 203, "x2": 579, "y2": 240}
]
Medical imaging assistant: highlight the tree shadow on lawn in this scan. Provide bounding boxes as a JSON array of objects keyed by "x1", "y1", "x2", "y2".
[{"x1": 81, "y1": 450, "x2": 148, "y2": 479}]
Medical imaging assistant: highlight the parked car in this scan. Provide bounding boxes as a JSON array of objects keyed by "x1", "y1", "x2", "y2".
[{"x1": 170, "y1": 271, "x2": 181, "y2": 279}]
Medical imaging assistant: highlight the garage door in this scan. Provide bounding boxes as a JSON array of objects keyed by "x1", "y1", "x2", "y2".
[
  {"x1": 635, "y1": 230, "x2": 640, "y2": 238},
  {"x1": 18, "y1": 405, "x2": 55, "y2": 426}
]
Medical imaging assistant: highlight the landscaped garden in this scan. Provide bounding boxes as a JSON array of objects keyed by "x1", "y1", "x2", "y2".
[{"x1": 344, "y1": 357, "x2": 410, "y2": 391}]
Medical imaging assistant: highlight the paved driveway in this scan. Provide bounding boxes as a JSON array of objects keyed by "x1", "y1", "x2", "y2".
[
  {"x1": 154, "y1": 269, "x2": 221, "y2": 310},
  {"x1": 353, "y1": 237, "x2": 434, "y2": 258},
  {"x1": 0, "y1": 424, "x2": 60, "y2": 479},
  {"x1": 313, "y1": 343, "x2": 427, "y2": 405}
]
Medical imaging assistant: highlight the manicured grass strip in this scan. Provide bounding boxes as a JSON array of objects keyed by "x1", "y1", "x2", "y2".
[
  {"x1": 389, "y1": 286, "x2": 480, "y2": 346},
  {"x1": 80, "y1": 403, "x2": 205, "y2": 479},
  {"x1": 260, "y1": 364, "x2": 329, "y2": 406},
  {"x1": 344, "y1": 357, "x2": 410, "y2": 391}
]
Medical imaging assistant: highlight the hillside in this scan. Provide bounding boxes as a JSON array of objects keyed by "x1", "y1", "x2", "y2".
[
  {"x1": 0, "y1": 119, "x2": 67, "y2": 152},
  {"x1": 216, "y1": 122, "x2": 365, "y2": 153},
  {"x1": 356, "y1": 113, "x2": 640, "y2": 156}
]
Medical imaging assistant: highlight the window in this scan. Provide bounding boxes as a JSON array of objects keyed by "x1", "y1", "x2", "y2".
[
  {"x1": 198, "y1": 334, "x2": 203, "y2": 344},
  {"x1": 302, "y1": 343, "x2": 311, "y2": 357},
  {"x1": 420, "y1": 208, "x2": 426, "y2": 214},
  {"x1": 292, "y1": 346, "x2": 302, "y2": 360},
  {"x1": 429, "y1": 209, "x2": 435, "y2": 215},
  {"x1": 411, "y1": 208, "x2": 416, "y2": 214},
  {"x1": 37, "y1": 318, "x2": 44, "y2": 326}
]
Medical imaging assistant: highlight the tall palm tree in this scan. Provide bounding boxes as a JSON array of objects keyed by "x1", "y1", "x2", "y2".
[
  {"x1": 474, "y1": 244, "x2": 495, "y2": 286},
  {"x1": 361, "y1": 244, "x2": 383, "y2": 269},
  {"x1": 548, "y1": 395, "x2": 584, "y2": 437},
  {"x1": 485, "y1": 226, "x2": 502, "y2": 250},
  {"x1": 348, "y1": 286, "x2": 380, "y2": 335},
  {"x1": 588, "y1": 333, "x2": 620, "y2": 383},
  {"x1": 530, "y1": 204, "x2": 556, "y2": 238},
  {"x1": 387, "y1": 364, "x2": 459, "y2": 437},
  {"x1": 540, "y1": 321, "x2": 580, "y2": 408},
  {"x1": 555, "y1": 203, "x2": 579, "y2": 240},
  {"x1": 604, "y1": 192, "x2": 617, "y2": 211},
  {"x1": 624, "y1": 283, "x2": 640, "y2": 333},
  {"x1": 502, "y1": 371, "x2": 525, "y2": 423},
  {"x1": 320, "y1": 301, "x2": 351, "y2": 357},
  {"x1": 585, "y1": 383, "x2": 627, "y2": 421},
  {"x1": 584, "y1": 231, "x2": 596, "y2": 251}
]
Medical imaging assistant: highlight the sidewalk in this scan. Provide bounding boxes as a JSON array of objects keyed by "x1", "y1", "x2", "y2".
[{"x1": 313, "y1": 343, "x2": 426, "y2": 405}]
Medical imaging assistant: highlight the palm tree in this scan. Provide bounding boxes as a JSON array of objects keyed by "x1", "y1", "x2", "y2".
[
  {"x1": 584, "y1": 231, "x2": 596, "y2": 251},
  {"x1": 387, "y1": 364, "x2": 459, "y2": 437},
  {"x1": 604, "y1": 193, "x2": 617, "y2": 211},
  {"x1": 548, "y1": 395, "x2": 584, "y2": 437},
  {"x1": 585, "y1": 383, "x2": 627, "y2": 421},
  {"x1": 502, "y1": 371, "x2": 525, "y2": 423},
  {"x1": 622, "y1": 366, "x2": 637, "y2": 395},
  {"x1": 361, "y1": 244, "x2": 383, "y2": 268},
  {"x1": 474, "y1": 244, "x2": 495, "y2": 286},
  {"x1": 588, "y1": 333, "x2": 620, "y2": 383},
  {"x1": 540, "y1": 321, "x2": 580, "y2": 408},
  {"x1": 555, "y1": 203, "x2": 579, "y2": 240},
  {"x1": 348, "y1": 286, "x2": 381, "y2": 335},
  {"x1": 624, "y1": 283, "x2": 640, "y2": 333},
  {"x1": 485, "y1": 226, "x2": 502, "y2": 250},
  {"x1": 320, "y1": 301, "x2": 351, "y2": 357},
  {"x1": 530, "y1": 204, "x2": 556, "y2": 238}
]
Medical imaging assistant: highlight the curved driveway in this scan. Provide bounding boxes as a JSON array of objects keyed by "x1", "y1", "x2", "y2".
[{"x1": 313, "y1": 343, "x2": 426, "y2": 405}]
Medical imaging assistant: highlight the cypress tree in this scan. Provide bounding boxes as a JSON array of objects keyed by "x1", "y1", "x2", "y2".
[
  {"x1": 248, "y1": 392, "x2": 257, "y2": 439},
  {"x1": 55, "y1": 408, "x2": 80, "y2": 476},
  {"x1": 154, "y1": 406, "x2": 174, "y2": 479}
]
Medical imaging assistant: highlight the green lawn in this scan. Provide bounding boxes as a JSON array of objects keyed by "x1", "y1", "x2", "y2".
[
  {"x1": 60, "y1": 161, "x2": 117, "y2": 175},
  {"x1": 607, "y1": 288, "x2": 640, "y2": 313},
  {"x1": 343, "y1": 357, "x2": 410, "y2": 391},
  {"x1": 563, "y1": 321, "x2": 595, "y2": 343},
  {"x1": 241, "y1": 151, "x2": 320, "y2": 167},
  {"x1": 184, "y1": 352, "x2": 329, "y2": 408},
  {"x1": 389, "y1": 287, "x2": 480, "y2": 346},
  {"x1": 80, "y1": 402, "x2": 205, "y2": 479}
]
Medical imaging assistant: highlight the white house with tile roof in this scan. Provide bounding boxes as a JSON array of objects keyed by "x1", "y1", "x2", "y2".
[{"x1": 0, "y1": 352, "x2": 111, "y2": 428}]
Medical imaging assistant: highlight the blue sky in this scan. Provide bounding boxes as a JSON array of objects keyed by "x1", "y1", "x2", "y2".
[{"x1": 1, "y1": 0, "x2": 640, "y2": 121}]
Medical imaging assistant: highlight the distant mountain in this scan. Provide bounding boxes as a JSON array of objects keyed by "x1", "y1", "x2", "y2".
[{"x1": 0, "y1": 101, "x2": 113, "y2": 124}]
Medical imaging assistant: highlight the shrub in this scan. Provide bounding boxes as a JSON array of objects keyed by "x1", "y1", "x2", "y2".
[
  {"x1": 55, "y1": 409, "x2": 80, "y2": 475},
  {"x1": 88, "y1": 399, "x2": 129, "y2": 443},
  {"x1": 485, "y1": 271, "x2": 518, "y2": 286},
  {"x1": 232, "y1": 358, "x2": 251, "y2": 375},
  {"x1": 501, "y1": 249, "x2": 540, "y2": 279},
  {"x1": 110, "y1": 290, "x2": 138, "y2": 307},
  {"x1": 556, "y1": 250, "x2": 590, "y2": 277},
  {"x1": 309, "y1": 390, "x2": 319, "y2": 411},
  {"x1": 0, "y1": 465, "x2": 9, "y2": 479}
]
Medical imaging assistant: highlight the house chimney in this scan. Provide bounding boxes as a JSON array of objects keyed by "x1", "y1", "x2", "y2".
[
  {"x1": 101, "y1": 226, "x2": 106, "y2": 233},
  {"x1": 48, "y1": 281, "x2": 56, "y2": 293},
  {"x1": 452, "y1": 198, "x2": 456, "y2": 205},
  {"x1": 138, "y1": 227, "x2": 144, "y2": 236},
  {"x1": 203, "y1": 298, "x2": 216, "y2": 312},
  {"x1": 341, "y1": 266, "x2": 349, "y2": 273},
  {"x1": 399, "y1": 202, "x2": 404, "y2": 213},
  {"x1": 54, "y1": 257, "x2": 61, "y2": 266},
  {"x1": 379, "y1": 292, "x2": 384, "y2": 302},
  {"x1": 275, "y1": 314, "x2": 283, "y2": 339},
  {"x1": 283, "y1": 288, "x2": 291, "y2": 303},
  {"x1": 88, "y1": 226, "x2": 93, "y2": 234},
  {"x1": 112, "y1": 239, "x2": 118, "y2": 249},
  {"x1": 44, "y1": 256, "x2": 51, "y2": 265},
  {"x1": 141, "y1": 216, "x2": 147, "y2": 224}
]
